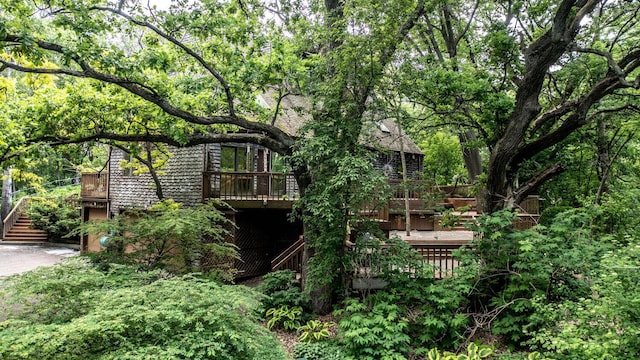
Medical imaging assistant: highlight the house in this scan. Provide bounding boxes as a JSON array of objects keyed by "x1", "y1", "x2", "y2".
[{"x1": 80, "y1": 92, "x2": 428, "y2": 278}]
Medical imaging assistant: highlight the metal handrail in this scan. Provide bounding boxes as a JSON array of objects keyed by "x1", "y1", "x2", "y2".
[{"x1": 2, "y1": 196, "x2": 31, "y2": 239}]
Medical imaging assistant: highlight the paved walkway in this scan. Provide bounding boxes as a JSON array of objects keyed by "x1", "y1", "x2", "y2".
[{"x1": 0, "y1": 244, "x2": 79, "y2": 278}]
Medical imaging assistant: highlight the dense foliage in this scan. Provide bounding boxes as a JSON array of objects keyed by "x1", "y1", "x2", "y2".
[
  {"x1": 258, "y1": 270, "x2": 311, "y2": 313},
  {"x1": 1, "y1": 0, "x2": 640, "y2": 355},
  {"x1": 0, "y1": 258, "x2": 287, "y2": 360},
  {"x1": 1, "y1": 0, "x2": 639, "y2": 314},
  {"x1": 74, "y1": 200, "x2": 238, "y2": 281},
  {"x1": 27, "y1": 194, "x2": 81, "y2": 243}
]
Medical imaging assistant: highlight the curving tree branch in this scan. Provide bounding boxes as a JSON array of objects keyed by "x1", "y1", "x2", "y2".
[
  {"x1": 88, "y1": 6, "x2": 237, "y2": 117},
  {"x1": 0, "y1": 35, "x2": 295, "y2": 151}
]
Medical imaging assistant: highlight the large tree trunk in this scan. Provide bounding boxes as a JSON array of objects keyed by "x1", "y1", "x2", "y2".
[
  {"x1": 459, "y1": 130, "x2": 482, "y2": 183},
  {"x1": 482, "y1": 0, "x2": 599, "y2": 213}
]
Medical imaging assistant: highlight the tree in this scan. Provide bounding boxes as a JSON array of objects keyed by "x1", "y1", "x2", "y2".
[
  {"x1": 0, "y1": 0, "x2": 426, "y2": 313},
  {"x1": 396, "y1": 0, "x2": 640, "y2": 212},
  {"x1": 3, "y1": 0, "x2": 639, "y2": 313}
]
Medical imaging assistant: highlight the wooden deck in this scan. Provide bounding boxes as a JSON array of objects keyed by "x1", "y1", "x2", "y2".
[
  {"x1": 202, "y1": 171, "x2": 299, "y2": 201},
  {"x1": 80, "y1": 172, "x2": 108, "y2": 200}
]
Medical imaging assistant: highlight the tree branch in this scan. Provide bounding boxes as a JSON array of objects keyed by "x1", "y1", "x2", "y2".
[
  {"x1": 0, "y1": 130, "x2": 292, "y2": 168},
  {"x1": 572, "y1": 46, "x2": 637, "y2": 86},
  {"x1": 0, "y1": 35, "x2": 295, "y2": 149},
  {"x1": 529, "y1": 98, "x2": 581, "y2": 135},
  {"x1": 88, "y1": 6, "x2": 237, "y2": 117},
  {"x1": 514, "y1": 72, "x2": 638, "y2": 168},
  {"x1": 511, "y1": 162, "x2": 567, "y2": 205}
]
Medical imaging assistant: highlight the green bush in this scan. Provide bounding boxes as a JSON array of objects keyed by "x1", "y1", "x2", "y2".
[
  {"x1": 526, "y1": 237, "x2": 640, "y2": 359},
  {"x1": 464, "y1": 209, "x2": 604, "y2": 344},
  {"x1": 266, "y1": 305, "x2": 303, "y2": 330},
  {"x1": 293, "y1": 342, "x2": 344, "y2": 360},
  {"x1": 73, "y1": 200, "x2": 238, "y2": 281},
  {"x1": 426, "y1": 343, "x2": 493, "y2": 360},
  {"x1": 335, "y1": 298, "x2": 411, "y2": 360},
  {"x1": 258, "y1": 270, "x2": 311, "y2": 312},
  {"x1": 538, "y1": 205, "x2": 572, "y2": 226},
  {"x1": 298, "y1": 319, "x2": 333, "y2": 343},
  {"x1": 0, "y1": 258, "x2": 287, "y2": 360},
  {"x1": 27, "y1": 195, "x2": 81, "y2": 243},
  {"x1": 345, "y1": 234, "x2": 473, "y2": 351}
]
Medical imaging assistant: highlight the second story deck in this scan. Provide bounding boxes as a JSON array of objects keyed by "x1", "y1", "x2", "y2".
[
  {"x1": 80, "y1": 173, "x2": 108, "y2": 201},
  {"x1": 81, "y1": 170, "x2": 541, "y2": 229},
  {"x1": 202, "y1": 171, "x2": 299, "y2": 209}
]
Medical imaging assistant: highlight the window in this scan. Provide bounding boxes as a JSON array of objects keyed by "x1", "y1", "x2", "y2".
[
  {"x1": 270, "y1": 152, "x2": 288, "y2": 173},
  {"x1": 221, "y1": 146, "x2": 254, "y2": 172},
  {"x1": 120, "y1": 152, "x2": 135, "y2": 176}
]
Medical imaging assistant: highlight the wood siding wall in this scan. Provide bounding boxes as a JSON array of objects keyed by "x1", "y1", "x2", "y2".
[{"x1": 109, "y1": 146, "x2": 205, "y2": 212}]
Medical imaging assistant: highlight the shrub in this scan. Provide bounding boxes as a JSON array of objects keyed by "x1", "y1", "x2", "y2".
[
  {"x1": 265, "y1": 305, "x2": 303, "y2": 330},
  {"x1": 426, "y1": 343, "x2": 493, "y2": 360},
  {"x1": 464, "y1": 209, "x2": 604, "y2": 345},
  {"x1": 298, "y1": 319, "x2": 334, "y2": 343},
  {"x1": 335, "y1": 298, "x2": 411, "y2": 360},
  {"x1": 73, "y1": 200, "x2": 238, "y2": 281},
  {"x1": 345, "y1": 233, "x2": 473, "y2": 351},
  {"x1": 293, "y1": 342, "x2": 344, "y2": 360},
  {"x1": 526, "y1": 238, "x2": 640, "y2": 359},
  {"x1": 258, "y1": 270, "x2": 311, "y2": 312},
  {"x1": 0, "y1": 258, "x2": 287, "y2": 360},
  {"x1": 27, "y1": 195, "x2": 81, "y2": 243}
]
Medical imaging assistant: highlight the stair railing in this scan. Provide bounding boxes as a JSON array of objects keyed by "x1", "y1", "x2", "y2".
[
  {"x1": 3, "y1": 196, "x2": 31, "y2": 239},
  {"x1": 270, "y1": 236, "x2": 305, "y2": 272}
]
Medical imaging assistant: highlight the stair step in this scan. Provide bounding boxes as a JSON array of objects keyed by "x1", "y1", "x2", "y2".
[
  {"x1": 3, "y1": 235, "x2": 49, "y2": 241},
  {"x1": 3, "y1": 210, "x2": 49, "y2": 242},
  {"x1": 5, "y1": 231, "x2": 48, "y2": 237},
  {"x1": 4, "y1": 234, "x2": 48, "y2": 238},
  {"x1": 8, "y1": 229, "x2": 47, "y2": 234}
]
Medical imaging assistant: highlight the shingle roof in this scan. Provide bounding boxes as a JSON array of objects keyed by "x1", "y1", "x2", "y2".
[{"x1": 256, "y1": 89, "x2": 423, "y2": 155}]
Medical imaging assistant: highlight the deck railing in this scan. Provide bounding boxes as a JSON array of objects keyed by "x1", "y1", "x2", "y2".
[
  {"x1": 2, "y1": 196, "x2": 30, "y2": 239},
  {"x1": 203, "y1": 171, "x2": 299, "y2": 201},
  {"x1": 387, "y1": 180, "x2": 474, "y2": 199},
  {"x1": 411, "y1": 243, "x2": 464, "y2": 278},
  {"x1": 81, "y1": 172, "x2": 108, "y2": 199},
  {"x1": 269, "y1": 238, "x2": 465, "y2": 280}
]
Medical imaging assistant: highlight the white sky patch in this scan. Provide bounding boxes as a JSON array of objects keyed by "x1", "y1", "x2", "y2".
[{"x1": 147, "y1": 0, "x2": 172, "y2": 10}]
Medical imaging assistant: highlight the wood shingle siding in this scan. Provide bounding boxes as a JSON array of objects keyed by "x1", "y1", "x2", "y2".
[{"x1": 109, "y1": 146, "x2": 205, "y2": 212}]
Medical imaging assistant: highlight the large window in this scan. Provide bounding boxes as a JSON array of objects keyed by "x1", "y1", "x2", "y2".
[
  {"x1": 221, "y1": 146, "x2": 254, "y2": 172},
  {"x1": 270, "y1": 152, "x2": 288, "y2": 173}
]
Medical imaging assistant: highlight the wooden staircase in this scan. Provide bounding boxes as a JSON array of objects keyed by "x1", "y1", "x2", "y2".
[
  {"x1": 271, "y1": 237, "x2": 305, "y2": 272},
  {"x1": 3, "y1": 214, "x2": 48, "y2": 242},
  {"x1": 2, "y1": 197, "x2": 49, "y2": 243}
]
